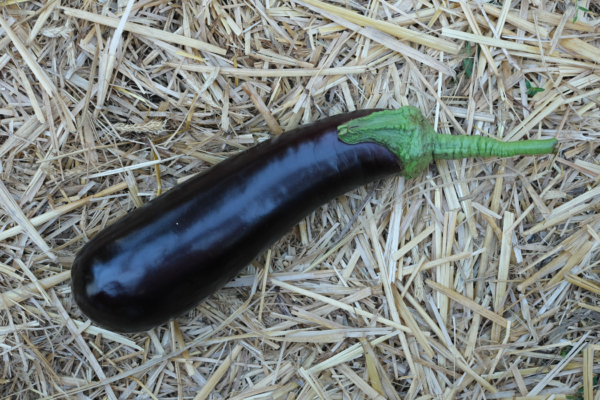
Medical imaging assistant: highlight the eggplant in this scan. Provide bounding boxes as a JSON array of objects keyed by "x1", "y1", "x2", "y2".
[{"x1": 71, "y1": 107, "x2": 557, "y2": 333}]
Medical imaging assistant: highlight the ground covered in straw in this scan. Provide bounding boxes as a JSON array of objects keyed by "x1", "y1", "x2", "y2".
[{"x1": 1, "y1": 0, "x2": 600, "y2": 398}]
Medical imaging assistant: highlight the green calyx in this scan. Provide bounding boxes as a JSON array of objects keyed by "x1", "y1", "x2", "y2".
[
  {"x1": 337, "y1": 106, "x2": 558, "y2": 179},
  {"x1": 338, "y1": 106, "x2": 438, "y2": 179}
]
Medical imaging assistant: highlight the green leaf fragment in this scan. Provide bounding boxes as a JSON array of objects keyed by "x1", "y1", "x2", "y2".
[{"x1": 525, "y1": 81, "x2": 544, "y2": 96}]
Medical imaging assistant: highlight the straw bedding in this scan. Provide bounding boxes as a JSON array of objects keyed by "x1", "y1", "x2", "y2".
[{"x1": 0, "y1": 0, "x2": 599, "y2": 398}]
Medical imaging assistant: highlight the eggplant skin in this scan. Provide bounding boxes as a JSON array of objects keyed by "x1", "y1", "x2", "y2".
[{"x1": 71, "y1": 110, "x2": 401, "y2": 333}]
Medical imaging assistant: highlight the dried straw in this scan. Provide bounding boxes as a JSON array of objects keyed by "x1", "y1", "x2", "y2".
[{"x1": 1, "y1": 0, "x2": 599, "y2": 398}]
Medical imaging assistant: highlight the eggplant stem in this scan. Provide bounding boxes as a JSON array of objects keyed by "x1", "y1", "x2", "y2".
[
  {"x1": 338, "y1": 106, "x2": 557, "y2": 179},
  {"x1": 432, "y1": 134, "x2": 557, "y2": 160}
]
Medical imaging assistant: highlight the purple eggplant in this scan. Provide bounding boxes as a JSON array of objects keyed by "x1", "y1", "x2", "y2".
[{"x1": 71, "y1": 107, "x2": 556, "y2": 333}]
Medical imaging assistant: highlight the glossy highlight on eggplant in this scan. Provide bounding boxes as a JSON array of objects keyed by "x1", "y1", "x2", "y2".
[{"x1": 71, "y1": 107, "x2": 557, "y2": 333}]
